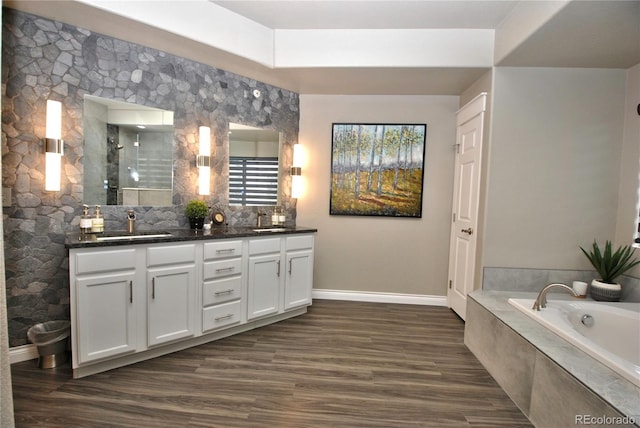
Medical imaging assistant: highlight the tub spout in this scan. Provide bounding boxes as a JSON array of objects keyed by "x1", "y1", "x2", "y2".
[{"x1": 532, "y1": 283, "x2": 579, "y2": 311}]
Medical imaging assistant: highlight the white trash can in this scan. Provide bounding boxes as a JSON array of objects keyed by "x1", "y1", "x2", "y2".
[{"x1": 27, "y1": 320, "x2": 71, "y2": 368}]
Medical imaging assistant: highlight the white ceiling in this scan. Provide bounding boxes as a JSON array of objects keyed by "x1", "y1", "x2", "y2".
[
  {"x1": 5, "y1": 0, "x2": 640, "y2": 95},
  {"x1": 211, "y1": 0, "x2": 519, "y2": 30}
]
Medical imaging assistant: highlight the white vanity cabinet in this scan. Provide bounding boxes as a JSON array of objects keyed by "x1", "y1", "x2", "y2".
[
  {"x1": 247, "y1": 238, "x2": 282, "y2": 320},
  {"x1": 284, "y1": 235, "x2": 314, "y2": 310},
  {"x1": 247, "y1": 234, "x2": 315, "y2": 319},
  {"x1": 71, "y1": 248, "x2": 139, "y2": 364},
  {"x1": 202, "y1": 240, "x2": 244, "y2": 332},
  {"x1": 68, "y1": 230, "x2": 315, "y2": 378},
  {"x1": 146, "y1": 244, "x2": 197, "y2": 346}
]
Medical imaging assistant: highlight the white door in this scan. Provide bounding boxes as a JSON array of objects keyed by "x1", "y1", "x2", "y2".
[
  {"x1": 284, "y1": 250, "x2": 313, "y2": 310},
  {"x1": 147, "y1": 265, "x2": 196, "y2": 346},
  {"x1": 247, "y1": 254, "x2": 282, "y2": 320},
  {"x1": 76, "y1": 272, "x2": 137, "y2": 363},
  {"x1": 448, "y1": 93, "x2": 486, "y2": 320}
]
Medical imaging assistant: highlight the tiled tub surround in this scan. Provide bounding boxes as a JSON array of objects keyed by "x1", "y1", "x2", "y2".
[
  {"x1": 2, "y1": 8, "x2": 299, "y2": 346},
  {"x1": 465, "y1": 291, "x2": 640, "y2": 427},
  {"x1": 483, "y1": 267, "x2": 640, "y2": 302}
]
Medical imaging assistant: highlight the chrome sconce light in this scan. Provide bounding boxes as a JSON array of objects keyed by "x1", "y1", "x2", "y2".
[
  {"x1": 291, "y1": 143, "x2": 303, "y2": 199},
  {"x1": 44, "y1": 100, "x2": 63, "y2": 192},
  {"x1": 197, "y1": 126, "x2": 211, "y2": 195}
]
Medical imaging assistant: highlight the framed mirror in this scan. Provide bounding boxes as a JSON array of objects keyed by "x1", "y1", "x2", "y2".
[
  {"x1": 228, "y1": 123, "x2": 282, "y2": 206},
  {"x1": 83, "y1": 95, "x2": 174, "y2": 206}
]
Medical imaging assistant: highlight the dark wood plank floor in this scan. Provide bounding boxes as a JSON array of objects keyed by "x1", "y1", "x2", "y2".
[{"x1": 11, "y1": 300, "x2": 532, "y2": 427}]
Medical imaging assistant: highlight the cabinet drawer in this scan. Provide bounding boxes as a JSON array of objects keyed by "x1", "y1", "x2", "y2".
[
  {"x1": 286, "y1": 234, "x2": 314, "y2": 251},
  {"x1": 202, "y1": 300, "x2": 242, "y2": 332},
  {"x1": 203, "y1": 240, "x2": 242, "y2": 260},
  {"x1": 249, "y1": 237, "x2": 281, "y2": 255},
  {"x1": 203, "y1": 276, "x2": 242, "y2": 306},
  {"x1": 75, "y1": 249, "x2": 137, "y2": 275},
  {"x1": 203, "y1": 258, "x2": 242, "y2": 280},
  {"x1": 147, "y1": 244, "x2": 195, "y2": 267}
]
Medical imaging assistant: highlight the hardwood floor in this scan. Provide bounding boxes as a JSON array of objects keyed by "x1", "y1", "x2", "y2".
[{"x1": 11, "y1": 300, "x2": 532, "y2": 427}]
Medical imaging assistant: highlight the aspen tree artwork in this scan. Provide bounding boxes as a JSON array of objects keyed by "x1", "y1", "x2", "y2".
[{"x1": 330, "y1": 123, "x2": 427, "y2": 217}]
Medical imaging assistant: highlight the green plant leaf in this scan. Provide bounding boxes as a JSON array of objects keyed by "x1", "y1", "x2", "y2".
[{"x1": 581, "y1": 240, "x2": 639, "y2": 283}]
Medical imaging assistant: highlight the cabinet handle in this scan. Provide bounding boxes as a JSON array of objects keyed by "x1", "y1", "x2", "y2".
[
  {"x1": 215, "y1": 267, "x2": 235, "y2": 274},
  {"x1": 215, "y1": 248, "x2": 235, "y2": 254},
  {"x1": 129, "y1": 281, "x2": 133, "y2": 303},
  {"x1": 214, "y1": 313, "x2": 234, "y2": 321},
  {"x1": 214, "y1": 289, "x2": 234, "y2": 296},
  {"x1": 152, "y1": 277, "x2": 155, "y2": 299},
  {"x1": 277, "y1": 260, "x2": 280, "y2": 277},
  {"x1": 289, "y1": 259, "x2": 293, "y2": 274}
]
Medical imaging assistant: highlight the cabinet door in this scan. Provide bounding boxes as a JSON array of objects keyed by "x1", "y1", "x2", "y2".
[
  {"x1": 76, "y1": 272, "x2": 137, "y2": 364},
  {"x1": 284, "y1": 249, "x2": 313, "y2": 310},
  {"x1": 147, "y1": 264, "x2": 196, "y2": 346},
  {"x1": 247, "y1": 254, "x2": 281, "y2": 320}
]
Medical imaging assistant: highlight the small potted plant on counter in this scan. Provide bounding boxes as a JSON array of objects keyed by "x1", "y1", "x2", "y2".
[
  {"x1": 185, "y1": 199, "x2": 209, "y2": 230},
  {"x1": 580, "y1": 240, "x2": 639, "y2": 301}
]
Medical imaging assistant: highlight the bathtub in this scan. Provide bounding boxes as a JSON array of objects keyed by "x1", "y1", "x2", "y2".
[{"x1": 508, "y1": 298, "x2": 640, "y2": 387}]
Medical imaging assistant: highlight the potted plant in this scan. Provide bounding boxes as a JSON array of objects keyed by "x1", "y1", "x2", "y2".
[
  {"x1": 580, "y1": 240, "x2": 639, "y2": 301},
  {"x1": 185, "y1": 199, "x2": 209, "y2": 229}
]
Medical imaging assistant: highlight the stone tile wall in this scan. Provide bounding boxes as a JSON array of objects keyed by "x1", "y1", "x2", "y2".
[{"x1": 1, "y1": 8, "x2": 300, "y2": 346}]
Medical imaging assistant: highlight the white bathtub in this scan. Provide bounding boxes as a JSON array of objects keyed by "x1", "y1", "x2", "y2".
[{"x1": 508, "y1": 298, "x2": 640, "y2": 387}]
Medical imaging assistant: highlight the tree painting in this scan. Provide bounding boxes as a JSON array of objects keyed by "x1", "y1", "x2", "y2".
[{"x1": 330, "y1": 123, "x2": 427, "y2": 217}]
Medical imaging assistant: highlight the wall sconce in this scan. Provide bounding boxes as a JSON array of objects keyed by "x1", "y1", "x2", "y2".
[
  {"x1": 291, "y1": 143, "x2": 303, "y2": 199},
  {"x1": 197, "y1": 126, "x2": 211, "y2": 195},
  {"x1": 44, "y1": 100, "x2": 63, "y2": 192}
]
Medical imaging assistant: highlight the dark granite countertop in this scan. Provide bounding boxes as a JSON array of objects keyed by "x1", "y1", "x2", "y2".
[{"x1": 65, "y1": 226, "x2": 318, "y2": 249}]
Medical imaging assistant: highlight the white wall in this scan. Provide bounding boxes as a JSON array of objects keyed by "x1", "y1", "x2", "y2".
[
  {"x1": 297, "y1": 95, "x2": 458, "y2": 297},
  {"x1": 484, "y1": 67, "x2": 627, "y2": 270},
  {"x1": 615, "y1": 63, "x2": 640, "y2": 278}
]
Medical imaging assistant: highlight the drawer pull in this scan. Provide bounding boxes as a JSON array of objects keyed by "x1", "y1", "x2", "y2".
[
  {"x1": 214, "y1": 289, "x2": 235, "y2": 296},
  {"x1": 216, "y1": 248, "x2": 235, "y2": 254},
  {"x1": 215, "y1": 267, "x2": 235, "y2": 274},
  {"x1": 214, "y1": 313, "x2": 234, "y2": 321}
]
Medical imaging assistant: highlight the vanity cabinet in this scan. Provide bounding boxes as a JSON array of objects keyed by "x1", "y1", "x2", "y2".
[
  {"x1": 68, "y1": 230, "x2": 315, "y2": 378},
  {"x1": 247, "y1": 238, "x2": 282, "y2": 320},
  {"x1": 146, "y1": 244, "x2": 196, "y2": 346},
  {"x1": 284, "y1": 235, "x2": 314, "y2": 310},
  {"x1": 202, "y1": 240, "x2": 244, "y2": 332},
  {"x1": 247, "y1": 234, "x2": 315, "y2": 319},
  {"x1": 72, "y1": 248, "x2": 138, "y2": 364}
]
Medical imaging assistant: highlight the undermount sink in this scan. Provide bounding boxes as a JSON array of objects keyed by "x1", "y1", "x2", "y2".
[
  {"x1": 96, "y1": 232, "x2": 173, "y2": 242},
  {"x1": 252, "y1": 228, "x2": 288, "y2": 233}
]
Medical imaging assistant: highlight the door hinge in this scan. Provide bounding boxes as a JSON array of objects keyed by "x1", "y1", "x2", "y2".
[{"x1": 449, "y1": 280, "x2": 452, "y2": 289}]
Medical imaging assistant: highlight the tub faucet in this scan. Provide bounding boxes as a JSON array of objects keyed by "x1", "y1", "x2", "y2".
[{"x1": 532, "y1": 283, "x2": 579, "y2": 311}]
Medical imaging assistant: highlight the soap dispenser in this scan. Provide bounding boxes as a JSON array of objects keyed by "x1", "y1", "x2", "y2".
[
  {"x1": 91, "y1": 205, "x2": 104, "y2": 233},
  {"x1": 80, "y1": 205, "x2": 92, "y2": 234}
]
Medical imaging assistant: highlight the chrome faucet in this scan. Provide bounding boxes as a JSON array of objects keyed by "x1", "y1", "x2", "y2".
[
  {"x1": 126, "y1": 209, "x2": 136, "y2": 234},
  {"x1": 532, "y1": 283, "x2": 579, "y2": 311},
  {"x1": 256, "y1": 210, "x2": 266, "y2": 228}
]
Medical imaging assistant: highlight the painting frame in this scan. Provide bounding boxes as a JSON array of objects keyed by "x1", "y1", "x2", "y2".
[{"x1": 330, "y1": 123, "x2": 427, "y2": 218}]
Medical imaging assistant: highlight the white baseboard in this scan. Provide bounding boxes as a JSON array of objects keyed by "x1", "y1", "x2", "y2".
[
  {"x1": 9, "y1": 344, "x2": 38, "y2": 364},
  {"x1": 312, "y1": 289, "x2": 448, "y2": 307}
]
